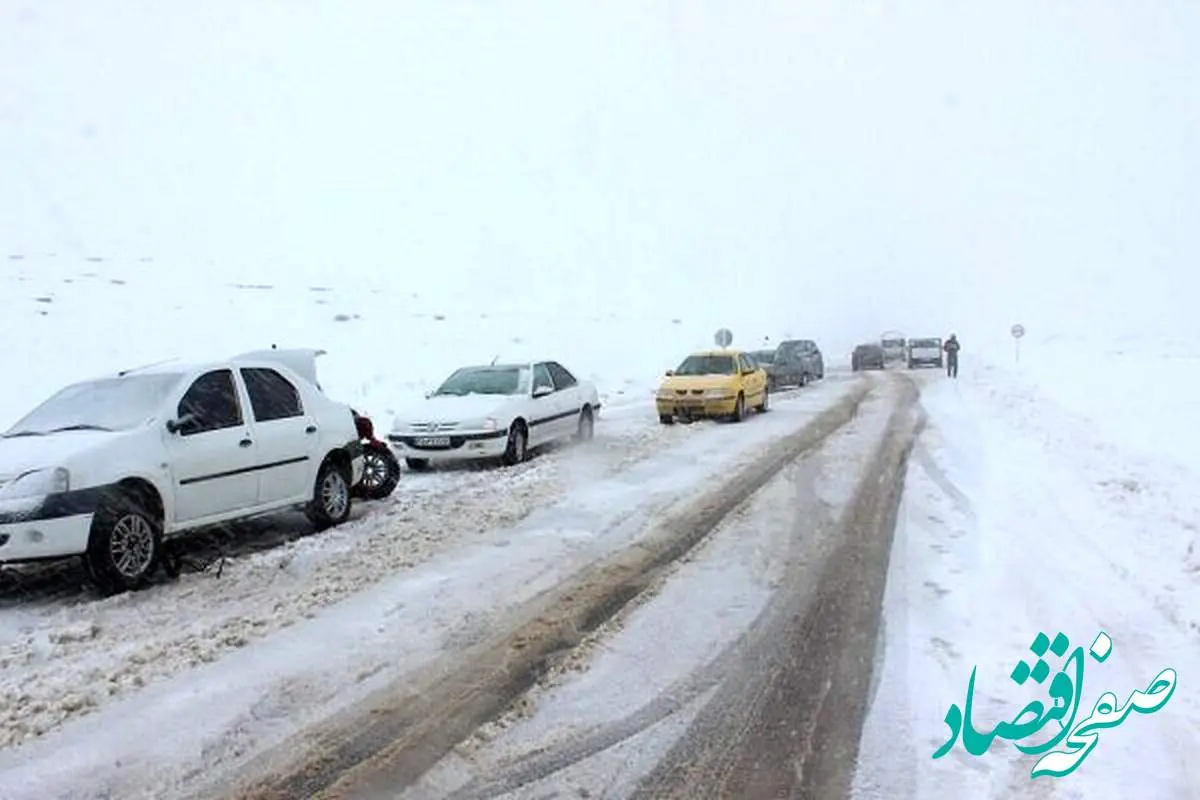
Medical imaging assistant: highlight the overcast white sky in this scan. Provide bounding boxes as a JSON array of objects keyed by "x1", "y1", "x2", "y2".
[{"x1": 2, "y1": 1, "x2": 1197, "y2": 344}]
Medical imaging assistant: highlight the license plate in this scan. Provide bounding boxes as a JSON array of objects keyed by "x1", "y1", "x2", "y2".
[{"x1": 415, "y1": 436, "x2": 451, "y2": 447}]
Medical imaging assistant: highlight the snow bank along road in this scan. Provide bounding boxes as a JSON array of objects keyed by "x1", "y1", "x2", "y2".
[
  {"x1": 203, "y1": 373, "x2": 923, "y2": 800},
  {"x1": 0, "y1": 375, "x2": 863, "y2": 799}
]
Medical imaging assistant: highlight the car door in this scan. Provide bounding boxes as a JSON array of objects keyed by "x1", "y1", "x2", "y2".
[
  {"x1": 239, "y1": 366, "x2": 319, "y2": 506},
  {"x1": 529, "y1": 362, "x2": 566, "y2": 444},
  {"x1": 777, "y1": 345, "x2": 801, "y2": 383},
  {"x1": 738, "y1": 354, "x2": 764, "y2": 401},
  {"x1": 546, "y1": 362, "x2": 583, "y2": 433},
  {"x1": 164, "y1": 368, "x2": 259, "y2": 523}
]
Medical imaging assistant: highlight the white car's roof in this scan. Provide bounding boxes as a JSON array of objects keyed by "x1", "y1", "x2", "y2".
[
  {"x1": 452, "y1": 362, "x2": 533, "y2": 371},
  {"x1": 103, "y1": 348, "x2": 326, "y2": 385}
]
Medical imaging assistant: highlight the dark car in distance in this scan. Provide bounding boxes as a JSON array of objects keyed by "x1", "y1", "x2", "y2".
[
  {"x1": 748, "y1": 348, "x2": 788, "y2": 390},
  {"x1": 852, "y1": 343, "x2": 886, "y2": 371},
  {"x1": 747, "y1": 349, "x2": 777, "y2": 369},
  {"x1": 769, "y1": 339, "x2": 824, "y2": 388}
]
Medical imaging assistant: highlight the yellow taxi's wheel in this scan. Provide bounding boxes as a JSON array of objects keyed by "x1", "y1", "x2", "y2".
[
  {"x1": 756, "y1": 386, "x2": 769, "y2": 413},
  {"x1": 730, "y1": 393, "x2": 745, "y2": 422}
]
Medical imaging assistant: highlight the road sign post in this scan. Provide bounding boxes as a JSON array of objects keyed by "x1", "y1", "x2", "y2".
[
  {"x1": 714, "y1": 328, "x2": 733, "y2": 348},
  {"x1": 1011, "y1": 323, "x2": 1025, "y2": 363}
]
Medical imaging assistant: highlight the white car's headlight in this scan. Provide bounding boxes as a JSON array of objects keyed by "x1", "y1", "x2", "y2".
[
  {"x1": 0, "y1": 467, "x2": 70, "y2": 501},
  {"x1": 480, "y1": 417, "x2": 499, "y2": 432}
]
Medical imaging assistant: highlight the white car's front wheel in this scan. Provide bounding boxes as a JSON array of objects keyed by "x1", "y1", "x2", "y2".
[
  {"x1": 85, "y1": 487, "x2": 163, "y2": 596},
  {"x1": 501, "y1": 422, "x2": 528, "y2": 466}
]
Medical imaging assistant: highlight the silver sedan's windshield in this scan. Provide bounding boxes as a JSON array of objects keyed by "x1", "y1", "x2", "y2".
[{"x1": 4, "y1": 373, "x2": 185, "y2": 437}]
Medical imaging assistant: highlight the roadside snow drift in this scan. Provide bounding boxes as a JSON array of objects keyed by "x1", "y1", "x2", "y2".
[{"x1": 853, "y1": 352, "x2": 1200, "y2": 799}]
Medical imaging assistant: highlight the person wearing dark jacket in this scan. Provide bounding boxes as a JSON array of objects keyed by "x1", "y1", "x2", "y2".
[{"x1": 943, "y1": 334, "x2": 961, "y2": 378}]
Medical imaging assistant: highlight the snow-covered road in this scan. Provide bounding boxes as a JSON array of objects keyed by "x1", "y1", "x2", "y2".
[
  {"x1": 387, "y1": 380, "x2": 919, "y2": 799},
  {"x1": 0, "y1": 376, "x2": 868, "y2": 800},
  {"x1": 853, "y1": 370, "x2": 1200, "y2": 798}
]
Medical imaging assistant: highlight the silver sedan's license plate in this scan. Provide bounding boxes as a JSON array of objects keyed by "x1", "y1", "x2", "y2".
[{"x1": 415, "y1": 436, "x2": 451, "y2": 447}]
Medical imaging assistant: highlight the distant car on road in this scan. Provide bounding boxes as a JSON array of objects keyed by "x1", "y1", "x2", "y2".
[
  {"x1": 852, "y1": 343, "x2": 886, "y2": 371},
  {"x1": 388, "y1": 361, "x2": 600, "y2": 470},
  {"x1": 771, "y1": 339, "x2": 824, "y2": 387},
  {"x1": 907, "y1": 337, "x2": 944, "y2": 369},
  {"x1": 747, "y1": 349, "x2": 781, "y2": 389},
  {"x1": 880, "y1": 336, "x2": 907, "y2": 363},
  {"x1": 656, "y1": 349, "x2": 768, "y2": 424},
  {"x1": 0, "y1": 348, "x2": 365, "y2": 595}
]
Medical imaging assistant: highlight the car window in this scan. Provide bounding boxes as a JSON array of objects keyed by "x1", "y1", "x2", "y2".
[
  {"x1": 4, "y1": 372, "x2": 184, "y2": 436},
  {"x1": 241, "y1": 367, "x2": 304, "y2": 421},
  {"x1": 777, "y1": 342, "x2": 803, "y2": 361},
  {"x1": 434, "y1": 366, "x2": 529, "y2": 396},
  {"x1": 546, "y1": 362, "x2": 577, "y2": 389},
  {"x1": 738, "y1": 355, "x2": 753, "y2": 372},
  {"x1": 674, "y1": 355, "x2": 736, "y2": 375},
  {"x1": 533, "y1": 363, "x2": 554, "y2": 392},
  {"x1": 177, "y1": 369, "x2": 243, "y2": 435}
]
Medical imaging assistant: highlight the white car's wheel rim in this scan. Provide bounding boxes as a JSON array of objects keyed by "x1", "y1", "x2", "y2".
[
  {"x1": 321, "y1": 470, "x2": 349, "y2": 517},
  {"x1": 109, "y1": 514, "x2": 155, "y2": 579}
]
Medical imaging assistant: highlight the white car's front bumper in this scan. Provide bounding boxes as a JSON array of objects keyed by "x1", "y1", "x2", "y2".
[
  {"x1": 387, "y1": 429, "x2": 510, "y2": 462},
  {"x1": 0, "y1": 508, "x2": 93, "y2": 562}
]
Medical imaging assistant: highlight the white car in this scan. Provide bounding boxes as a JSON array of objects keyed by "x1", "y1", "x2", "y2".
[
  {"x1": 0, "y1": 348, "x2": 364, "y2": 595},
  {"x1": 388, "y1": 361, "x2": 601, "y2": 469}
]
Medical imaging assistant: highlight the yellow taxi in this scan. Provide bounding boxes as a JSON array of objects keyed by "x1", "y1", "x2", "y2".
[{"x1": 655, "y1": 349, "x2": 770, "y2": 424}]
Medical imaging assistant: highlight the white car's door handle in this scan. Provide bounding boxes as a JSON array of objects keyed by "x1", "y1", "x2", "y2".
[
  {"x1": 306, "y1": 425, "x2": 317, "y2": 434},
  {"x1": 239, "y1": 438, "x2": 253, "y2": 448}
]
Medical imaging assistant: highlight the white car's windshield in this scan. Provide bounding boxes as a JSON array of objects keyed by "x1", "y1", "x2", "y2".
[
  {"x1": 911, "y1": 339, "x2": 941, "y2": 347},
  {"x1": 4, "y1": 373, "x2": 185, "y2": 437},
  {"x1": 674, "y1": 355, "x2": 736, "y2": 376},
  {"x1": 433, "y1": 366, "x2": 530, "y2": 396}
]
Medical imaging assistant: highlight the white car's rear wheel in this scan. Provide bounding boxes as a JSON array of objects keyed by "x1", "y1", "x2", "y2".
[
  {"x1": 306, "y1": 457, "x2": 352, "y2": 530},
  {"x1": 575, "y1": 406, "x2": 595, "y2": 442}
]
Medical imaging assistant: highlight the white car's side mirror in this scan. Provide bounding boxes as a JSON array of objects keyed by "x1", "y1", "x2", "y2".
[{"x1": 166, "y1": 413, "x2": 197, "y2": 435}]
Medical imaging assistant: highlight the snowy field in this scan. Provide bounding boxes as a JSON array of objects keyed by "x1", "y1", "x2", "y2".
[
  {"x1": 0, "y1": 255, "x2": 826, "y2": 434},
  {"x1": 853, "y1": 343, "x2": 1200, "y2": 798},
  {"x1": 0, "y1": 255, "x2": 729, "y2": 431}
]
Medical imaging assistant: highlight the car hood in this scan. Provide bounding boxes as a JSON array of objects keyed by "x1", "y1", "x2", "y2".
[
  {"x1": 0, "y1": 430, "x2": 119, "y2": 482},
  {"x1": 660, "y1": 374, "x2": 738, "y2": 391},
  {"x1": 395, "y1": 393, "x2": 511, "y2": 425}
]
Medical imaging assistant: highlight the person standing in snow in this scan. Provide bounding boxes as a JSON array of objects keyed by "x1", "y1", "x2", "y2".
[{"x1": 943, "y1": 333, "x2": 961, "y2": 378}]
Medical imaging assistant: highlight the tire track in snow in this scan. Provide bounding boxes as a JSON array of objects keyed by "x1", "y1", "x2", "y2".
[{"x1": 418, "y1": 391, "x2": 904, "y2": 800}]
